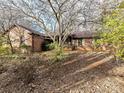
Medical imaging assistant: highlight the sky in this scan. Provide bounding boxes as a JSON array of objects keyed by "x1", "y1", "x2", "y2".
[{"x1": 0, "y1": 0, "x2": 123, "y2": 33}]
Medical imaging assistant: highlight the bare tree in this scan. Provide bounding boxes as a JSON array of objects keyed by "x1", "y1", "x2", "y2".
[
  {"x1": 1, "y1": 0, "x2": 121, "y2": 48},
  {"x1": 4, "y1": 0, "x2": 84, "y2": 47},
  {"x1": 0, "y1": 1, "x2": 25, "y2": 53}
]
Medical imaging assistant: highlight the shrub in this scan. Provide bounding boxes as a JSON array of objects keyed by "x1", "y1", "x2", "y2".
[
  {"x1": 0, "y1": 46, "x2": 10, "y2": 55},
  {"x1": 47, "y1": 42, "x2": 58, "y2": 50},
  {"x1": 48, "y1": 42, "x2": 64, "y2": 61},
  {"x1": 96, "y1": 9, "x2": 124, "y2": 60},
  {"x1": 0, "y1": 35, "x2": 10, "y2": 55},
  {"x1": 20, "y1": 44, "x2": 29, "y2": 49}
]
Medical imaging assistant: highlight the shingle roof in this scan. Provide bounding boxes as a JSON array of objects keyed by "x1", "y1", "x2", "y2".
[
  {"x1": 18, "y1": 25, "x2": 44, "y2": 36},
  {"x1": 71, "y1": 31, "x2": 98, "y2": 38},
  {"x1": 3, "y1": 24, "x2": 98, "y2": 39},
  {"x1": 3, "y1": 24, "x2": 44, "y2": 36}
]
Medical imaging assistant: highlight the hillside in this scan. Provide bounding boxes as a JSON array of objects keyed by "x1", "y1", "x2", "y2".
[{"x1": 0, "y1": 52, "x2": 124, "y2": 93}]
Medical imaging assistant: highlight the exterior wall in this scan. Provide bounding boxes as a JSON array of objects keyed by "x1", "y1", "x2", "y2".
[
  {"x1": 83, "y1": 39, "x2": 93, "y2": 46},
  {"x1": 9, "y1": 27, "x2": 96, "y2": 52},
  {"x1": 65, "y1": 38, "x2": 94, "y2": 51},
  {"x1": 71, "y1": 38, "x2": 93, "y2": 46},
  {"x1": 9, "y1": 26, "x2": 45, "y2": 52},
  {"x1": 9, "y1": 26, "x2": 32, "y2": 48},
  {"x1": 32, "y1": 35, "x2": 44, "y2": 52},
  {"x1": 83, "y1": 39, "x2": 94, "y2": 51}
]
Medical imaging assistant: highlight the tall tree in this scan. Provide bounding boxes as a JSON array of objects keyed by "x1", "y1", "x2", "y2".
[
  {"x1": 96, "y1": 1, "x2": 124, "y2": 60},
  {"x1": 0, "y1": 2, "x2": 25, "y2": 53},
  {"x1": 5, "y1": 0, "x2": 105, "y2": 47},
  {"x1": 1, "y1": 0, "x2": 119, "y2": 48}
]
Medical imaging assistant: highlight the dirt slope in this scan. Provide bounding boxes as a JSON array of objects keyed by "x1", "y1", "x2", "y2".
[{"x1": 0, "y1": 52, "x2": 124, "y2": 93}]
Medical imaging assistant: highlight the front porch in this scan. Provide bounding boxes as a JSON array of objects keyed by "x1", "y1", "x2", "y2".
[{"x1": 64, "y1": 36, "x2": 95, "y2": 51}]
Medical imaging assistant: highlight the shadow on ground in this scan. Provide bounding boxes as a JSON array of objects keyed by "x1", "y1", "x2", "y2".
[{"x1": 0, "y1": 52, "x2": 124, "y2": 93}]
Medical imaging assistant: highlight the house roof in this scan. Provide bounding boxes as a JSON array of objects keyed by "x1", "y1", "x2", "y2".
[
  {"x1": 70, "y1": 31, "x2": 98, "y2": 39},
  {"x1": 3, "y1": 24, "x2": 99, "y2": 39},
  {"x1": 17, "y1": 25, "x2": 44, "y2": 36},
  {"x1": 3, "y1": 24, "x2": 44, "y2": 36},
  {"x1": 43, "y1": 31, "x2": 98, "y2": 38}
]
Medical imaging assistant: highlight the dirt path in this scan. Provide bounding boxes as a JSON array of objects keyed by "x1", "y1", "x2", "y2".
[{"x1": 0, "y1": 52, "x2": 124, "y2": 93}]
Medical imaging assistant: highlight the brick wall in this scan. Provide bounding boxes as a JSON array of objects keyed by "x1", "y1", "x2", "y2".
[
  {"x1": 9, "y1": 26, "x2": 32, "y2": 48},
  {"x1": 32, "y1": 35, "x2": 44, "y2": 52}
]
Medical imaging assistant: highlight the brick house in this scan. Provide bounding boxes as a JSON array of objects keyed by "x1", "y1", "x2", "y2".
[
  {"x1": 4, "y1": 24, "x2": 45, "y2": 52},
  {"x1": 68, "y1": 31, "x2": 98, "y2": 45},
  {"x1": 65, "y1": 31, "x2": 98, "y2": 51},
  {"x1": 5, "y1": 24, "x2": 98, "y2": 52}
]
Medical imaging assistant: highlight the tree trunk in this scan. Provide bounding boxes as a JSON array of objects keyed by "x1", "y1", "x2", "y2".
[
  {"x1": 7, "y1": 34, "x2": 14, "y2": 54},
  {"x1": 58, "y1": 35, "x2": 62, "y2": 46}
]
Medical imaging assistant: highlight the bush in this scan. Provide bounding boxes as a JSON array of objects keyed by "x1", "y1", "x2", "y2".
[
  {"x1": 0, "y1": 46, "x2": 10, "y2": 55},
  {"x1": 20, "y1": 44, "x2": 29, "y2": 49},
  {"x1": 96, "y1": 9, "x2": 124, "y2": 60},
  {"x1": 0, "y1": 35, "x2": 9, "y2": 55},
  {"x1": 47, "y1": 42, "x2": 58, "y2": 50},
  {"x1": 47, "y1": 42, "x2": 64, "y2": 61}
]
